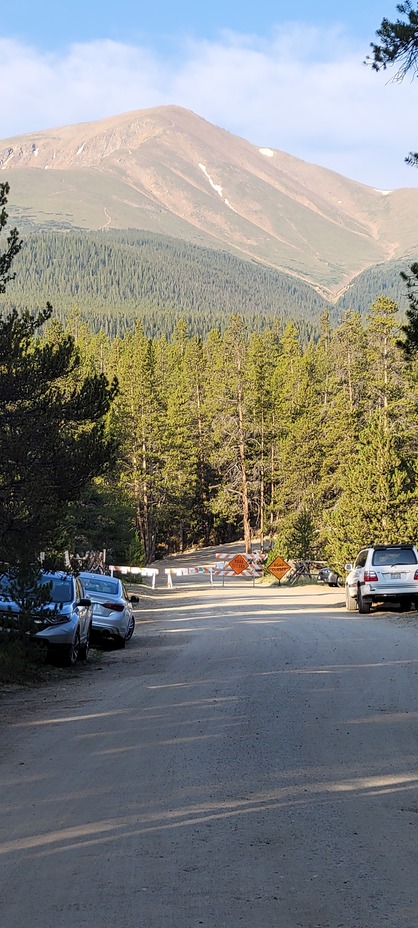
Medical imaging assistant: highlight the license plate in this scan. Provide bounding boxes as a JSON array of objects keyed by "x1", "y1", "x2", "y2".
[{"x1": 391, "y1": 572, "x2": 401, "y2": 579}]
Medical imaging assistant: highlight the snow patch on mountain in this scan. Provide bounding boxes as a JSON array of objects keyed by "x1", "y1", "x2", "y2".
[
  {"x1": 1, "y1": 149, "x2": 14, "y2": 169},
  {"x1": 198, "y1": 163, "x2": 236, "y2": 212}
]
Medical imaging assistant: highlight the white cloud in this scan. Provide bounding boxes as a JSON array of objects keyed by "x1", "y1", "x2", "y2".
[{"x1": 0, "y1": 26, "x2": 417, "y2": 189}]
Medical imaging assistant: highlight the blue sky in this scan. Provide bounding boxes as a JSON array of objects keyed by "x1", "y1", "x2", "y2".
[{"x1": 2, "y1": 1, "x2": 417, "y2": 189}]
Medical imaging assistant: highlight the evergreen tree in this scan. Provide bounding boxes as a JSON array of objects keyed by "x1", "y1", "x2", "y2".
[
  {"x1": 160, "y1": 322, "x2": 202, "y2": 551},
  {"x1": 0, "y1": 182, "x2": 21, "y2": 294},
  {"x1": 0, "y1": 186, "x2": 118, "y2": 565},
  {"x1": 206, "y1": 316, "x2": 253, "y2": 552},
  {"x1": 245, "y1": 329, "x2": 279, "y2": 549},
  {"x1": 364, "y1": 295, "x2": 404, "y2": 429},
  {"x1": 326, "y1": 416, "x2": 418, "y2": 571},
  {"x1": 368, "y1": 1, "x2": 418, "y2": 166},
  {"x1": 368, "y1": 5, "x2": 418, "y2": 353},
  {"x1": 331, "y1": 310, "x2": 367, "y2": 416},
  {"x1": 62, "y1": 480, "x2": 138, "y2": 565},
  {"x1": 399, "y1": 262, "x2": 418, "y2": 356},
  {"x1": 184, "y1": 335, "x2": 214, "y2": 545},
  {"x1": 0, "y1": 305, "x2": 118, "y2": 563},
  {"x1": 285, "y1": 509, "x2": 319, "y2": 561},
  {"x1": 108, "y1": 326, "x2": 164, "y2": 563},
  {"x1": 270, "y1": 324, "x2": 324, "y2": 548},
  {"x1": 315, "y1": 311, "x2": 367, "y2": 551}
]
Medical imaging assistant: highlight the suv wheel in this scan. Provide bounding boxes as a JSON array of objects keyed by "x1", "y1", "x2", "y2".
[
  {"x1": 346, "y1": 586, "x2": 357, "y2": 612},
  {"x1": 357, "y1": 586, "x2": 371, "y2": 614},
  {"x1": 65, "y1": 631, "x2": 80, "y2": 666},
  {"x1": 79, "y1": 623, "x2": 91, "y2": 661}
]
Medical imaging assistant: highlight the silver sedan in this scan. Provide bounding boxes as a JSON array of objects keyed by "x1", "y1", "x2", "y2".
[{"x1": 79, "y1": 572, "x2": 139, "y2": 648}]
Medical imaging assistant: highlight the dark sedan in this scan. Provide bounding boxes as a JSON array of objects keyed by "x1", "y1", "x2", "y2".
[{"x1": 317, "y1": 566, "x2": 341, "y2": 587}]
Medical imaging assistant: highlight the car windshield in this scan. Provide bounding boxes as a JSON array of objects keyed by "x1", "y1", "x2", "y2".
[
  {"x1": 372, "y1": 548, "x2": 417, "y2": 567},
  {"x1": 0, "y1": 575, "x2": 73, "y2": 603},
  {"x1": 40, "y1": 578, "x2": 73, "y2": 603},
  {"x1": 0, "y1": 575, "x2": 12, "y2": 593},
  {"x1": 82, "y1": 577, "x2": 119, "y2": 596}
]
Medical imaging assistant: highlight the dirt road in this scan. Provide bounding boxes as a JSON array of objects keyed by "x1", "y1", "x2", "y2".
[{"x1": 1, "y1": 577, "x2": 418, "y2": 927}]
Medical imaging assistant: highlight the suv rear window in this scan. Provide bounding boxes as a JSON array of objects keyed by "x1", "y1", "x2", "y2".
[{"x1": 372, "y1": 548, "x2": 417, "y2": 567}]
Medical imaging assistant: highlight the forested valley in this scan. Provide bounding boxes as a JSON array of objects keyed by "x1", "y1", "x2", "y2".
[
  {"x1": 0, "y1": 229, "x2": 411, "y2": 340},
  {"x1": 46, "y1": 297, "x2": 418, "y2": 574},
  {"x1": 1, "y1": 188, "x2": 418, "y2": 578}
]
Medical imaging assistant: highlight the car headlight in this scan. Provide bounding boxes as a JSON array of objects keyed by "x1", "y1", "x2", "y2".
[{"x1": 38, "y1": 613, "x2": 71, "y2": 626}]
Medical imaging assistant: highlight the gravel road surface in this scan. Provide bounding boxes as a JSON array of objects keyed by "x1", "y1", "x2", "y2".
[{"x1": 1, "y1": 574, "x2": 418, "y2": 927}]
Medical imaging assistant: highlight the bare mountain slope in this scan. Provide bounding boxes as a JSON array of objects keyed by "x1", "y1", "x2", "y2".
[{"x1": 1, "y1": 105, "x2": 418, "y2": 298}]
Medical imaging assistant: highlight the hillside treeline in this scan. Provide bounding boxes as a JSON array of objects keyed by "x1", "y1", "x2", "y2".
[
  {"x1": 1, "y1": 229, "x2": 410, "y2": 340},
  {"x1": 0, "y1": 230, "x2": 328, "y2": 339},
  {"x1": 337, "y1": 258, "x2": 412, "y2": 315},
  {"x1": 57, "y1": 298, "x2": 418, "y2": 572}
]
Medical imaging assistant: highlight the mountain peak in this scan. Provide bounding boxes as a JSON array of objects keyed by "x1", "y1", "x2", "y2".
[{"x1": 1, "y1": 105, "x2": 416, "y2": 298}]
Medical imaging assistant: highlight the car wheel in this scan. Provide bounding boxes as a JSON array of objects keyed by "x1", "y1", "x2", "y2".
[
  {"x1": 357, "y1": 586, "x2": 371, "y2": 614},
  {"x1": 398, "y1": 598, "x2": 411, "y2": 612},
  {"x1": 125, "y1": 614, "x2": 135, "y2": 642},
  {"x1": 345, "y1": 585, "x2": 357, "y2": 612},
  {"x1": 79, "y1": 623, "x2": 91, "y2": 661},
  {"x1": 57, "y1": 631, "x2": 80, "y2": 667}
]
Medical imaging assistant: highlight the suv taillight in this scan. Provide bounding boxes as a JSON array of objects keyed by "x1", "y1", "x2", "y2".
[
  {"x1": 364, "y1": 570, "x2": 379, "y2": 582},
  {"x1": 414, "y1": 569, "x2": 418, "y2": 580}
]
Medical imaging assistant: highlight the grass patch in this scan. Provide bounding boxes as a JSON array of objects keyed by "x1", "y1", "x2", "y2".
[{"x1": 0, "y1": 637, "x2": 47, "y2": 685}]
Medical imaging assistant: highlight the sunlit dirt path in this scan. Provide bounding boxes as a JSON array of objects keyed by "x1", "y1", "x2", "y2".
[{"x1": 1, "y1": 578, "x2": 418, "y2": 927}]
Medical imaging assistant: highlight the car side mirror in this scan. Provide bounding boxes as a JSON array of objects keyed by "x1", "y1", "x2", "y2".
[
  {"x1": 345, "y1": 564, "x2": 353, "y2": 571},
  {"x1": 130, "y1": 595, "x2": 140, "y2": 604},
  {"x1": 77, "y1": 597, "x2": 91, "y2": 607}
]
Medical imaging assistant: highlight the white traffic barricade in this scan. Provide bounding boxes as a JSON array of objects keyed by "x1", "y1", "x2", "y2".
[
  {"x1": 109, "y1": 565, "x2": 159, "y2": 588},
  {"x1": 165, "y1": 565, "x2": 214, "y2": 588},
  {"x1": 213, "y1": 552, "x2": 265, "y2": 584}
]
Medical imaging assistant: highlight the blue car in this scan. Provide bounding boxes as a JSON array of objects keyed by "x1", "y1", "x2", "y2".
[{"x1": 0, "y1": 571, "x2": 92, "y2": 666}]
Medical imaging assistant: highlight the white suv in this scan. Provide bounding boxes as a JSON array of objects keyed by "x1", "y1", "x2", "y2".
[{"x1": 345, "y1": 544, "x2": 418, "y2": 614}]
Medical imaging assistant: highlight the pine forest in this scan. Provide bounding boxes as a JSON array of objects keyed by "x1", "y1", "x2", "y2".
[
  {"x1": 0, "y1": 230, "x2": 411, "y2": 340},
  {"x1": 44, "y1": 297, "x2": 418, "y2": 574}
]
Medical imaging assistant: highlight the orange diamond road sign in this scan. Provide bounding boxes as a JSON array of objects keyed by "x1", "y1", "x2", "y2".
[
  {"x1": 228, "y1": 554, "x2": 249, "y2": 575},
  {"x1": 267, "y1": 556, "x2": 291, "y2": 581}
]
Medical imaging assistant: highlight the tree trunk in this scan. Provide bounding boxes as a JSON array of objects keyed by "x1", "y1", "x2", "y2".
[
  {"x1": 259, "y1": 406, "x2": 265, "y2": 551},
  {"x1": 237, "y1": 381, "x2": 252, "y2": 554}
]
